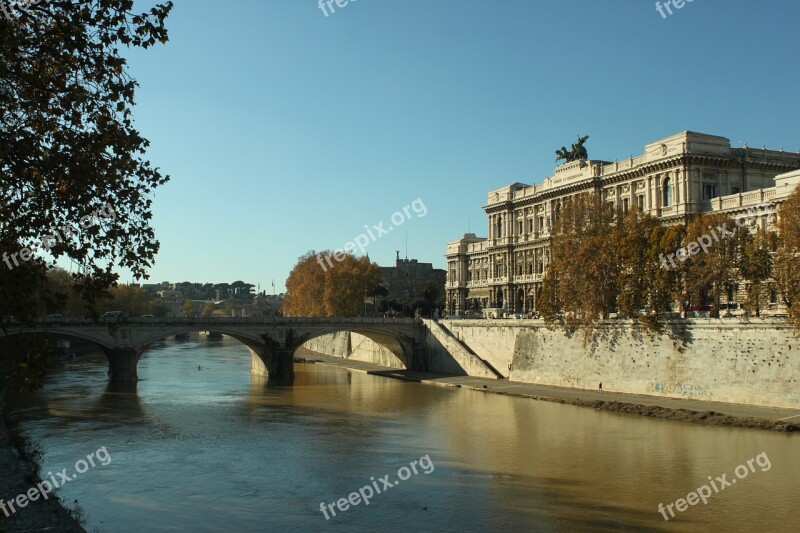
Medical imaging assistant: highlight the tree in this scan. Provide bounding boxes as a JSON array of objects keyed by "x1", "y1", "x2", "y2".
[
  {"x1": 284, "y1": 251, "x2": 382, "y2": 317},
  {"x1": 683, "y1": 213, "x2": 736, "y2": 317},
  {"x1": 655, "y1": 224, "x2": 688, "y2": 317},
  {"x1": 106, "y1": 285, "x2": 150, "y2": 316},
  {"x1": 181, "y1": 299, "x2": 195, "y2": 318},
  {"x1": 421, "y1": 281, "x2": 439, "y2": 307},
  {"x1": 541, "y1": 192, "x2": 617, "y2": 331},
  {"x1": 1, "y1": 0, "x2": 172, "y2": 286},
  {"x1": 736, "y1": 227, "x2": 773, "y2": 317},
  {"x1": 1, "y1": 0, "x2": 174, "y2": 389},
  {"x1": 202, "y1": 302, "x2": 216, "y2": 317},
  {"x1": 283, "y1": 251, "x2": 327, "y2": 317},
  {"x1": 616, "y1": 209, "x2": 658, "y2": 318},
  {"x1": 323, "y1": 255, "x2": 382, "y2": 317},
  {"x1": 774, "y1": 187, "x2": 800, "y2": 332}
]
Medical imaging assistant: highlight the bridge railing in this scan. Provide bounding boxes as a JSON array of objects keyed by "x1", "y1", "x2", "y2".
[{"x1": 23, "y1": 316, "x2": 422, "y2": 327}]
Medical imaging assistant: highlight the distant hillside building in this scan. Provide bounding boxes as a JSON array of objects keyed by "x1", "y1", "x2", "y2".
[{"x1": 380, "y1": 253, "x2": 446, "y2": 301}]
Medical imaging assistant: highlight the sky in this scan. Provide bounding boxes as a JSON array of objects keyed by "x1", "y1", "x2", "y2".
[{"x1": 118, "y1": 0, "x2": 800, "y2": 291}]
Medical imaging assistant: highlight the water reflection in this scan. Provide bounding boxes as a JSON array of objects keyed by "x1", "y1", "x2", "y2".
[{"x1": 5, "y1": 336, "x2": 799, "y2": 532}]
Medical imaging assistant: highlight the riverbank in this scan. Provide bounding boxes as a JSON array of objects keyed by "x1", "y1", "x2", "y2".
[
  {"x1": 295, "y1": 350, "x2": 800, "y2": 432},
  {"x1": 0, "y1": 385, "x2": 86, "y2": 532}
]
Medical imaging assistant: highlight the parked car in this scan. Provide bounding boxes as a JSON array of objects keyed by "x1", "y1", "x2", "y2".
[{"x1": 103, "y1": 311, "x2": 123, "y2": 318}]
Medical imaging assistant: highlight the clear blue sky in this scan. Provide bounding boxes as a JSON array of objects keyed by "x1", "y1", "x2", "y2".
[{"x1": 120, "y1": 0, "x2": 800, "y2": 290}]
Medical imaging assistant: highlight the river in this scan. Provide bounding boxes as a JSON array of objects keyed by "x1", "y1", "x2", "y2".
[{"x1": 4, "y1": 335, "x2": 799, "y2": 532}]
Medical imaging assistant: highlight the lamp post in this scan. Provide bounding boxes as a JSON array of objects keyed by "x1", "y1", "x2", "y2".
[{"x1": 364, "y1": 286, "x2": 368, "y2": 317}]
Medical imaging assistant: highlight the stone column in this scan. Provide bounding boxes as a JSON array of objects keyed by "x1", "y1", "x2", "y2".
[
  {"x1": 269, "y1": 348, "x2": 295, "y2": 384},
  {"x1": 105, "y1": 347, "x2": 143, "y2": 383},
  {"x1": 250, "y1": 345, "x2": 295, "y2": 385}
]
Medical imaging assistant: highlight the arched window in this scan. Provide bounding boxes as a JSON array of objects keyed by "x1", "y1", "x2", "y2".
[{"x1": 663, "y1": 177, "x2": 673, "y2": 207}]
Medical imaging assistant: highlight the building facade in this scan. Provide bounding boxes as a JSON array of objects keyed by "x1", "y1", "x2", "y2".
[
  {"x1": 445, "y1": 131, "x2": 800, "y2": 315},
  {"x1": 380, "y1": 253, "x2": 447, "y2": 302}
]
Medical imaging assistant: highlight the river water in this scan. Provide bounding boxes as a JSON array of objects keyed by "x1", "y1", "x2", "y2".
[{"x1": 4, "y1": 335, "x2": 799, "y2": 532}]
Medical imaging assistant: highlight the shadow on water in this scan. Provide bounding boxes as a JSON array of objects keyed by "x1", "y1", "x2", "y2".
[{"x1": 93, "y1": 380, "x2": 144, "y2": 419}]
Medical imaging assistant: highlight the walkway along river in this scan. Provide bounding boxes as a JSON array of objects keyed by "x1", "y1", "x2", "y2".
[{"x1": 2, "y1": 335, "x2": 799, "y2": 531}]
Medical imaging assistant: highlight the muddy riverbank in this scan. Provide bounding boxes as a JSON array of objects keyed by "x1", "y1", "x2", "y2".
[{"x1": 1, "y1": 385, "x2": 86, "y2": 532}]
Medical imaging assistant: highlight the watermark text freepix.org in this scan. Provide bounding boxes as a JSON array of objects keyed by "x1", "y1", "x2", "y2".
[
  {"x1": 317, "y1": 198, "x2": 427, "y2": 272},
  {"x1": 318, "y1": 0, "x2": 363, "y2": 18},
  {"x1": 2, "y1": 202, "x2": 116, "y2": 271},
  {"x1": 658, "y1": 451, "x2": 770, "y2": 521},
  {"x1": 1, "y1": 446, "x2": 112, "y2": 518},
  {"x1": 658, "y1": 202, "x2": 771, "y2": 271},
  {"x1": 319, "y1": 454, "x2": 434, "y2": 520},
  {"x1": 0, "y1": 0, "x2": 48, "y2": 21},
  {"x1": 655, "y1": 0, "x2": 695, "y2": 20}
]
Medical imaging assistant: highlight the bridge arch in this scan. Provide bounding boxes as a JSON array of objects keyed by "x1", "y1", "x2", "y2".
[
  {"x1": 1, "y1": 318, "x2": 424, "y2": 384},
  {"x1": 291, "y1": 327, "x2": 411, "y2": 369}
]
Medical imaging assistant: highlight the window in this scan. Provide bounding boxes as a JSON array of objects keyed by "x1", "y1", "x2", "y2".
[
  {"x1": 663, "y1": 178, "x2": 673, "y2": 207},
  {"x1": 622, "y1": 198, "x2": 630, "y2": 215},
  {"x1": 731, "y1": 186, "x2": 740, "y2": 195},
  {"x1": 703, "y1": 184, "x2": 718, "y2": 201},
  {"x1": 538, "y1": 216, "x2": 544, "y2": 232},
  {"x1": 518, "y1": 221, "x2": 523, "y2": 235},
  {"x1": 637, "y1": 195, "x2": 645, "y2": 210}
]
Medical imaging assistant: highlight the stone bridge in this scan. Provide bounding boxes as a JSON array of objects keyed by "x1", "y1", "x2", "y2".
[{"x1": 1, "y1": 317, "x2": 426, "y2": 384}]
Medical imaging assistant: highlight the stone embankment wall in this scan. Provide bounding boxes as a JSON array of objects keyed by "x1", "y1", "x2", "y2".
[
  {"x1": 442, "y1": 319, "x2": 800, "y2": 409},
  {"x1": 302, "y1": 332, "x2": 406, "y2": 369}
]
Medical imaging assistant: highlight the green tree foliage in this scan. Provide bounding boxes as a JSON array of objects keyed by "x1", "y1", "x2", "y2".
[
  {"x1": 421, "y1": 281, "x2": 440, "y2": 306},
  {"x1": 1, "y1": 0, "x2": 173, "y2": 389},
  {"x1": 181, "y1": 299, "x2": 195, "y2": 318},
  {"x1": 106, "y1": 285, "x2": 150, "y2": 316}
]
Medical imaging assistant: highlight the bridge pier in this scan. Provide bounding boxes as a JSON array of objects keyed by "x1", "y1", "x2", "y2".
[
  {"x1": 269, "y1": 349, "x2": 295, "y2": 385},
  {"x1": 249, "y1": 347, "x2": 294, "y2": 385},
  {"x1": 104, "y1": 347, "x2": 143, "y2": 383}
]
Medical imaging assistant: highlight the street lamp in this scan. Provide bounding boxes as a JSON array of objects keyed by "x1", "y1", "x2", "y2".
[{"x1": 364, "y1": 286, "x2": 368, "y2": 317}]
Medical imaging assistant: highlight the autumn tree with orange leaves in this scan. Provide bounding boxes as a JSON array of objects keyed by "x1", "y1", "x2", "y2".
[
  {"x1": 774, "y1": 186, "x2": 800, "y2": 332},
  {"x1": 283, "y1": 251, "x2": 382, "y2": 317}
]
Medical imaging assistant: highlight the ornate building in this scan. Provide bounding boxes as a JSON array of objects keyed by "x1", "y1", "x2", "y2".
[{"x1": 445, "y1": 131, "x2": 800, "y2": 315}]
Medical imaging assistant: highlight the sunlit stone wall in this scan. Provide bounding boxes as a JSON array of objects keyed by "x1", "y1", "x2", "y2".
[{"x1": 443, "y1": 319, "x2": 800, "y2": 409}]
